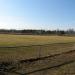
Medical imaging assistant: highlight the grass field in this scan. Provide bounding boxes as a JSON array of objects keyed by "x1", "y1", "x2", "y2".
[
  {"x1": 34, "y1": 61, "x2": 75, "y2": 75},
  {"x1": 0, "y1": 34, "x2": 75, "y2": 61},
  {"x1": 0, "y1": 34, "x2": 75, "y2": 75},
  {"x1": 0, "y1": 34, "x2": 75, "y2": 46}
]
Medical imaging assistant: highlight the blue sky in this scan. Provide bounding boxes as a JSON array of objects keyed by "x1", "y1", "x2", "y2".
[{"x1": 0, "y1": 0, "x2": 75, "y2": 30}]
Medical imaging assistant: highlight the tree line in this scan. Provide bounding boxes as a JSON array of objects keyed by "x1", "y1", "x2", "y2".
[{"x1": 0, "y1": 29, "x2": 75, "y2": 35}]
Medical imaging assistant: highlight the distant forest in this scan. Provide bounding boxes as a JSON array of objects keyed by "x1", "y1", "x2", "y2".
[{"x1": 0, "y1": 29, "x2": 75, "y2": 35}]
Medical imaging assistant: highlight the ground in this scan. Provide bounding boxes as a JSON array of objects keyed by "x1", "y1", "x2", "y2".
[
  {"x1": 0, "y1": 34, "x2": 75, "y2": 75},
  {"x1": 0, "y1": 34, "x2": 75, "y2": 46},
  {"x1": 0, "y1": 34, "x2": 75, "y2": 61}
]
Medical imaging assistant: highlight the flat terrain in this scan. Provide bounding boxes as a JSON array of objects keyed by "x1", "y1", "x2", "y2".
[
  {"x1": 0, "y1": 34, "x2": 75, "y2": 75},
  {"x1": 0, "y1": 46, "x2": 75, "y2": 75},
  {"x1": 0, "y1": 34, "x2": 75, "y2": 46},
  {"x1": 0, "y1": 34, "x2": 75, "y2": 61}
]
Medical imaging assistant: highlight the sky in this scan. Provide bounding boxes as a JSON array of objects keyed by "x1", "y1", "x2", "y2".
[{"x1": 0, "y1": 0, "x2": 75, "y2": 30}]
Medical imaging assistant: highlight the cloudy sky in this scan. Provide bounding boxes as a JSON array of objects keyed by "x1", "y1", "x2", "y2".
[{"x1": 0, "y1": 0, "x2": 75, "y2": 30}]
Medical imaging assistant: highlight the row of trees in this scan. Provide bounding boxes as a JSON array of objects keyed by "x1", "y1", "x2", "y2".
[{"x1": 0, "y1": 29, "x2": 75, "y2": 35}]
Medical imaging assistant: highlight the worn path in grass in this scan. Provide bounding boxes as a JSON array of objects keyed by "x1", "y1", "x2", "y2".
[{"x1": 0, "y1": 49, "x2": 75, "y2": 75}]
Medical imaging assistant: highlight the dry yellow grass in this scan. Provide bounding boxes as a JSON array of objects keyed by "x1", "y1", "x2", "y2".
[
  {"x1": 0, "y1": 34, "x2": 75, "y2": 61},
  {"x1": 0, "y1": 34, "x2": 75, "y2": 75},
  {"x1": 0, "y1": 34, "x2": 75, "y2": 46}
]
